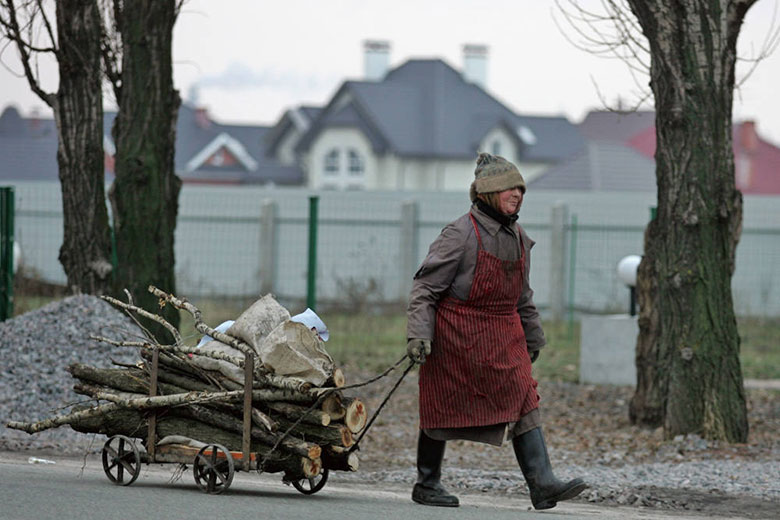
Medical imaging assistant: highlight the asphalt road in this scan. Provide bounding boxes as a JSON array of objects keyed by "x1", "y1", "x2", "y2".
[{"x1": 0, "y1": 452, "x2": 709, "y2": 520}]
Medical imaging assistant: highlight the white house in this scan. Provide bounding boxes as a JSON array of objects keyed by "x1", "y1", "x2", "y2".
[{"x1": 265, "y1": 42, "x2": 585, "y2": 191}]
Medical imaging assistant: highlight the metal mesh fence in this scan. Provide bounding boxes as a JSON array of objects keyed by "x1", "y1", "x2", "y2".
[{"x1": 7, "y1": 181, "x2": 780, "y2": 318}]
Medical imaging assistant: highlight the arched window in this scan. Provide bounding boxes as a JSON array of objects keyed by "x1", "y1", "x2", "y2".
[
  {"x1": 347, "y1": 149, "x2": 364, "y2": 176},
  {"x1": 324, "y1": 149, "x2": 340, "y2": 175}
]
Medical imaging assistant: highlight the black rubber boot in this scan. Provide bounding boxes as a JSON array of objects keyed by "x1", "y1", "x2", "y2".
[
  {"x1": 411, "y1": 430, "x2": 459, "y2": 507},
  {"x1": 512, "y1": 427, "x2": 587, "y2": 510}
]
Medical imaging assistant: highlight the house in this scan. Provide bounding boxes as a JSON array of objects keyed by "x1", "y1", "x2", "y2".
[
  {"x1": 2, "y1": 42, "x2": 586, "y2": 190},
  {"x1": 529, "y1": 140, "x2": 656, "y2": 191},
  {"x1": 530, "y1": 109, "x2": 780, "y2": 194},
  {"x1": 0, "y1": 103, "x2": 301, "y2": 186},
  {"x1": 269, "y1": 42, "x2": 585, "y2": 191},
  {"x1": 0, "y1": 106, "x2": 59, "y2": 182}
]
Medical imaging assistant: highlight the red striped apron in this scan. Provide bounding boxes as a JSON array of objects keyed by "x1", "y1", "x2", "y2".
[{"x1": 419, "y1": 214, "x2": 539, "y2": 429}]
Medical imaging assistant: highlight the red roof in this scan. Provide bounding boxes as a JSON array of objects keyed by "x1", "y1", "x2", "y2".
[{"x1": 583, "y1": 111, "x2": 780, "y2": 194}]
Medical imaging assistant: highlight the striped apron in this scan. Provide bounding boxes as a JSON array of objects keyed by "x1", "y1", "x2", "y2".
[{"x1": 419, "y1": 214, "x2": 539, "y2": 429}]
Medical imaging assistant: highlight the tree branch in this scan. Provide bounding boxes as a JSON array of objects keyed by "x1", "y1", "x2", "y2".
[{"x1": 0, "y1": 0, "x2": 53, "y2": 105}]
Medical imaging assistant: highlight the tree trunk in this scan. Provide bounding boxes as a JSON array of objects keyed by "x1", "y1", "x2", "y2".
[
  {"x1": 626, "y1": 0, "x2": 752, "y2": 441},
  {"x1": 110, "y1": 0, "x2": 180, "y2": 340},
  {"x1": 54, "y1": 0, "x2": 112, "y2": 294}
]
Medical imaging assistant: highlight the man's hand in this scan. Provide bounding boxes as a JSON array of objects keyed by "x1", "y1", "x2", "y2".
[
  {"x1": 529, "y1": 350, "x2": 540, "y2": 364},
  {"x1": 407, "y1": 338, "x2": 431, "y2": 364}
]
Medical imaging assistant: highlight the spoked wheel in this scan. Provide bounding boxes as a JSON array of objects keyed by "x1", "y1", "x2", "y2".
[
  {"x1": 291, "y1": 468, "x2": 329, "y2": 495},
  {"x1": 193, "y1": 444, "x2": 234, "y2": 494},
  {"x1": 101, "y1": 435, "x2": 141, "y2": 486}
]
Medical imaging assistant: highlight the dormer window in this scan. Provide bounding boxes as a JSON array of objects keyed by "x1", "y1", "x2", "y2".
[
  {"x1": 319, "y1": 146, "x2": 366, "y2": 189},
  {"x1": 324, "y1": 149, "x2": 340, "y2": 175},
  {"x1": 348, "y1": 149, "x2": 364, "y2": 176}
]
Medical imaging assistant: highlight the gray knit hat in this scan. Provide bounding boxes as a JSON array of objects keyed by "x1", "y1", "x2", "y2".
[{"x1": 469, "y1": 152, "x2": 526, "y2": 202}]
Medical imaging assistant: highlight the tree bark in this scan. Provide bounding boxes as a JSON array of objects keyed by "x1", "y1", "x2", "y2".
[
  {"x1": 626, "y1": 0, "x2": 752, "y2": 441},
  {"x1": 176, "y1": 404, "x2": 321, "y2": 459},
  {"x1": 273, "y1": 416, "x2": 354, "y2": 448},
  {"x1": 0, "y1": 0, "x2": 114, "y2": 294},
  {"x1": 109, "y1": 0, "x2": 180, "y2": 340},
  {"x1": 264, "y1": 401, "x2": 332, "y2": 427}
]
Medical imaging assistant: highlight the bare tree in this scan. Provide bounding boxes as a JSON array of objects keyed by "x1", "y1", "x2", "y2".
[
  {"x1": 0, "y1": 0, "x2": 112, "y2": 294},
  {"x1": 102, "y1": 0, "x2": 182, "y2": 339},
  {"x1": 557, "y1": 0, "x2": 778, "y2": 441}
]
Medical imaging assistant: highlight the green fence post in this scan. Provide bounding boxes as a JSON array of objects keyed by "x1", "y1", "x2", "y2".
[
  {"x1": 0, "y1": 186, "x2": 15, "y2": 321},
  {"x1": 306, "y1": 196, "x2": 319, "y2": 311}
]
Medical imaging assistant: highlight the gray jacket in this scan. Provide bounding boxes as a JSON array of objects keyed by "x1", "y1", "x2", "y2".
[{"x1": 406, "y1": 204, "x2": 546, "y2": 352}]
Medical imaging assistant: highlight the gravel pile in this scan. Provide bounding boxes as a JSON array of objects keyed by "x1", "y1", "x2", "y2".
[{"x1": 0, "y1": 295, "x2": 145, "y2": 452}]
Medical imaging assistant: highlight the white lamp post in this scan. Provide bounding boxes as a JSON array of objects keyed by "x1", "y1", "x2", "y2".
[{"x1": 617, "y1": 255, "x2": 641, "y2": 316}]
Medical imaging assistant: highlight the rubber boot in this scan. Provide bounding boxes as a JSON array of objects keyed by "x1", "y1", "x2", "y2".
[
  {"x1": 411, "y1": 430, "x2": 459, "y2": 507},
  {"x1": 512, "y1": 427, "x2": 587, "y2": 510}
]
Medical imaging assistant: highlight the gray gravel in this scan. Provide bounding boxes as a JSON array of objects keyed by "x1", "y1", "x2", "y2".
[
  {"x1": 1, "y1": 296, "x2": 778, "y2": 518},
  {"x1": 0, "y1": 295, "x2": 145, "y2": 452},
  {"x1": 331, "y1": 459, "x2": 780, "y2": 516}
]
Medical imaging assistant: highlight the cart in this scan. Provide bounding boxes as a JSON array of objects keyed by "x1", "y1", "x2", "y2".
[{"x1": 99, "y1": 347, "x2": 329, "y2": 495}]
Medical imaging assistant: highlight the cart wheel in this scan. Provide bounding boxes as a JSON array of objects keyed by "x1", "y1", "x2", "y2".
[
  {"x1": 101, "y1": 435, "x2": 141, "y2": 486},
  {"x1": 292, "y1": 468, "x2": 329, "y2": 495},
  {"x1": 193, "y1": 444, "x2": 234, "y2": 494}
]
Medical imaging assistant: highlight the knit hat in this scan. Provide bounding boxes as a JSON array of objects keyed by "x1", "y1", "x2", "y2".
[{"x1": 469, "y1": 152, "x2": 526, "y2": 201}]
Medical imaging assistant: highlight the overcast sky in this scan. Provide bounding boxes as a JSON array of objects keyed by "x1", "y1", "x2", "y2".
[{"x1": 1, "y1": 0, "x2": 779, "y2": 143}]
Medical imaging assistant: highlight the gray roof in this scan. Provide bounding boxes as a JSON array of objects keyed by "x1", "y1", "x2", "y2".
[
  {"x1": 264, "y1": 105, "x2": 323, "y2": 158},
  {"x1": 529, "y1": 141, "x2": 656, "y2": 191},
  {"x1": 579, "y1": 110, "x2": 655, "y2": 141},
  {"x1": 1, "y1": 104, "x2": 302, "y2": 185},
  {"x1": 0, "y1": 106, "x2": 60, "y2": 182},
  {"x1": 296, "y1": 59, "x2": 584, "y2": 161}
]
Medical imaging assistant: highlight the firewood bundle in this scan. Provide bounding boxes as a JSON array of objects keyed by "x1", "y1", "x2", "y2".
[{"x1": 7, "y1": 287, "x2": 367, "y2": 481}]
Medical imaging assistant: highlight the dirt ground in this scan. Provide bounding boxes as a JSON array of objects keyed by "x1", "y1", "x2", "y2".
[{"x1": 343, "y1": 366, "x2": 780, "y2": 519}]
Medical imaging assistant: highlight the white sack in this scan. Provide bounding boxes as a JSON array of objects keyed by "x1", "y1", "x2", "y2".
[
  {"x1": 226, "y1": 294, "x2": 290, "y2": 351},
  {"x1": 258, "y1": 321, "x2": 334, "y2": 386}
]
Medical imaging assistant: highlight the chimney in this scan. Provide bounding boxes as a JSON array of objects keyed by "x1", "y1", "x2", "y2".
[
  {"x1": 29, "y1": 107, "x2": 41, "y2": 132},
  {"x1": 462, "y1": 44, "x2": 488, "y2": 89},
  {"x1": 195, "y1": 107, "x2": 210, "y2": 129},
  {"x1": 364, "y1": 40, "x2": 390, "y2": 81},
  {"x1": 740, "y1": 121, "x2": 759, "y2": 153}
]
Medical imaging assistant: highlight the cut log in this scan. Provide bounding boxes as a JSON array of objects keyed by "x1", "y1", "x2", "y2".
[
  {"x1": 264, "y1": 401, "x2": 331, "y2": 427},
  {"x1": 73, "y1": 386, "x2": 245, "y2": 410},
  {"x1": 343, "y1": 397, "x2": 368, "y2": 434},
  {"x1": 221, "y1": 403, "x2": 277, "y2": 432},
  {"x1": 142, "y1": 350, "x2": 241, "y2": 390},
  {"x1": 329, "y1": 367, "x2": 346, "y2": 388},
  {"x1": 273, "y1": 416, "x2": 353, "y2": 448},
  {"x1": 68, "y1": 363, "x2": 150, "y2": 394},
  {"x1": 321, "y1": 446, "x2": 359, "y2": 472},
  {"x1": 176, "y1": 404, "x2": 321, "y2": 460},
  {"x1": 320, "y1": 393, "x2": 345, "y2": 420}
]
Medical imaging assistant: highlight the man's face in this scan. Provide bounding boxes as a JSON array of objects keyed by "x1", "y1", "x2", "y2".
[{"x1": 497, "y1": 186, "x2": 523, "y2": 215}]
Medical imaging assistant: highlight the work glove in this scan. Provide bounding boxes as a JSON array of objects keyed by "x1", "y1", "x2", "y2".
[
  {"x1": 529, "y1": 350, "x2": 540, "y2": 364},
  {"x1": 407, "y1": 338, "x2": 431, "y2": 364}
]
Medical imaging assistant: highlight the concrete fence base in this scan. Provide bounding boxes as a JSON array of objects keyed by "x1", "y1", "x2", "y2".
[{"x1": 579, "y1": 314, "x2": 638, "y2": 386}]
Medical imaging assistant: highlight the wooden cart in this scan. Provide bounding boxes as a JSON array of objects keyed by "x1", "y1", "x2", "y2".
[{"x1": 99, "y1": 347, "x2": 329, "y2": 495}]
